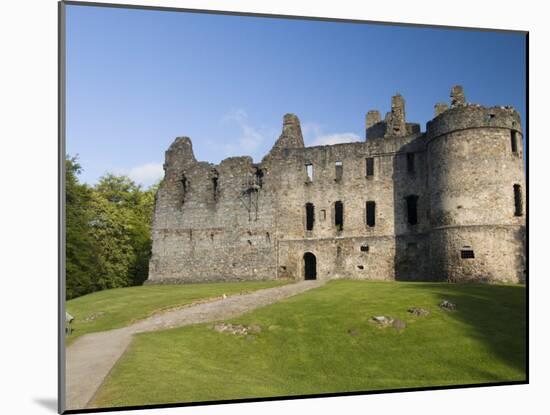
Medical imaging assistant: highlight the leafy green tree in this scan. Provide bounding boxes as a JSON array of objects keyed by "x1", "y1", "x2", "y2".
[
  {"x1": 65, "y1": 156, "x2": 159, "y2": 299},
  {"x1": 65, "y1": 156, "x2": 100, "y2": 299}
]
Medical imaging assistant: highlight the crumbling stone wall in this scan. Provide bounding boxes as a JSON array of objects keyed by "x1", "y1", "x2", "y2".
[{"x1": 147, "y1": 85, "x2": 526, "y2": 284}]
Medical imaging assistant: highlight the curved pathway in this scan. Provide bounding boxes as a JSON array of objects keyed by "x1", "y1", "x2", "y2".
[{"x1": 65, "y1": 280, "x2": 325, "y2": 410}]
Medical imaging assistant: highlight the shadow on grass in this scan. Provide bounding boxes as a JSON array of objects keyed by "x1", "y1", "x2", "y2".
[{"x1": 402, "y1": 282, "x2": 527, "y2": 376}]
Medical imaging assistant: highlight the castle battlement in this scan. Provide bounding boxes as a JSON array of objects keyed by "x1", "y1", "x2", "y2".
[{"x1": 147, "y1": 85, "x2": 526, "y2": 285}]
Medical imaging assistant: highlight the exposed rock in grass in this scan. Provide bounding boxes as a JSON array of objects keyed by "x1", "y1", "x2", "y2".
[
  {"x1": 408, "y1": 307, "x2": 430, "y2": 317},
  {"x1": 84, "y1": 311, "x2": 105, "y2": 322},
  {"x1": 249, "y1": 324, "x2": 262, "y2": 334},
  {"x1": 392, "y1": 319, "x2": 406, "y2": 330},
  {"x1": 213, "y1": 322, "x2": 262, "y2": 336},
  {"x1": 439, "y1": 300, "x2": 457, "y2": 311},
  {"x1": 370, "y1": 316, "x2": 394, "y2": 326}
]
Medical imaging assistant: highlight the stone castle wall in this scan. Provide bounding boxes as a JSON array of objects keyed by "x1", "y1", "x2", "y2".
[{"x1": 147, "y1": 86, "x2": 526, "y2": 284}]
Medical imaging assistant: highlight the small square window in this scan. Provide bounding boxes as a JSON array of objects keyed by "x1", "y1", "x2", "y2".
[{"x1": 460, "y1": 249, "x2": 475, "y2": 259}]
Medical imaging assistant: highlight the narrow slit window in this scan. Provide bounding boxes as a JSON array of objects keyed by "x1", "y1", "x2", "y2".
[
  {"x1": 320, "y1": 209, "x2": 326, "y2": 221},
  {"x1": 511, "y1": 130, "x2": 518, "y2": 154},
  {"x1": 366, "y1": 157, "x2": 374, "y2": 177},
  {"x1": 306, "y1": 163, "x2": 313, "y2": 181},
  {"x1": 305, "y1": 203, "x2": 315, "y2": 231},
  {"x1": 366, "y1": 201, "x2": 376, "y2": 227},
  {"x1": 335, "y1": 201, "x2": 344, "y2": 230},
  {"x1": 407, "y1": 152, "x2": 415, "y2": 174},
  {"x1": 212, "y1": 176, "x2": 218, "y2": 200},
  {"x1": 335, "y1": 161, "x2": 343, "y2": 181},
  {"x1": 255, "y1": 169, "x2": 264, "y2": 188},
  {"x1": 514, "y1": 184, "x2": 523, "y2": 216},
  {"x1": 405, "y1": 195, "x2": 418, "y2": 225},
  {"x1": 180, "y1": 175, "x2": 188, "y2": 205}
]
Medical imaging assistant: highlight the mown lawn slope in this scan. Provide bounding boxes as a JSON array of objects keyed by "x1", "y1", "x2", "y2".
[
  {"x1": 91, "y1": 280, "x2": 526, "y2": 407},
  {"x1": 66, "y1": 280, "x2": 289, "y2": 344}
]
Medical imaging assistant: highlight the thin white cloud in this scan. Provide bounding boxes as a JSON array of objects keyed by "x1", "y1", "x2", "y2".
[
  {"x1": 125, "y1": 162, "x2": 164, "y2": 187},
  {"x1": 222, "y1": 109, "x2": 270, "y2": 159},
  {"x1": 311, "y1": 133, "x2": 362, "y2": 146},
  {"x1": 302, "y1": 121, "x2": 361, "y2": 146}
]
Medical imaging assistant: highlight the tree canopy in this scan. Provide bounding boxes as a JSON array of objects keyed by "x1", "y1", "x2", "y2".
[{"x1": 65, "y1": 155, "x2": 158, "y2": 299}]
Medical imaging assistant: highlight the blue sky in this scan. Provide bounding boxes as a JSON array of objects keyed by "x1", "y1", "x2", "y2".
[{"x1": 66, "y1": 5, "x2": 526, "y2": 187}]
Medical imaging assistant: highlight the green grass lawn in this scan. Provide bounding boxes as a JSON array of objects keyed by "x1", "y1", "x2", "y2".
[
  {"x1": 90, "y1": 280, "x2": 526, "y2": 408},
  {"x1": 66, "y1": 280, "x2": 288, "y2": 344}
]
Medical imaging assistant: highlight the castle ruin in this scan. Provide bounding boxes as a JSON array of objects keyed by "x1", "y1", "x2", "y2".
[{"x1": 147, "y1": 86, "x2": 526, "y2": 284}]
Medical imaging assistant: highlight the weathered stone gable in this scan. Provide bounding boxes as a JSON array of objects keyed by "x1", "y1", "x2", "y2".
[{"x1": 147, "y1": 86, "x2": 526, "y2": 284}]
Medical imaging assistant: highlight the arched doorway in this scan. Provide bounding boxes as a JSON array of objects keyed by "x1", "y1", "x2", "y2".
[{"x1": 303, "y1": 252, "x2": 317, "y2": 280}]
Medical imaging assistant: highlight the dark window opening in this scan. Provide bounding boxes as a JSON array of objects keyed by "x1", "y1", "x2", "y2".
[
  {"x1": 461, "y1": 249, "x2": 475, "y2": 259},
  {"x1": 306, "y1": 163, "x2": 313, "y2": 181},
  {"x1": 335, "y1": 161, "x2": 343, "y2": 181},
  {"x1": 407, "y1": 152, "x2": 415, "y2": 174},
  {"x1": 303, "y1": 252, "x2": 317, "y2": 280},
  {"x1": 357, "y1": 265, "x2": 364, "y2": 270},
  {"x1": 266, "y1": 232, "x2": 270, "y2": 243},
  {"x1": 305, "y1": 203, "x2": 315, "y2": 231},
  {"x1": 255, "y1": 169, "x2": 264, "y2": 188},
  {"x1": 366, "y1": 201, "x2": 376, "y2": 227},
  {"x1": 180, "y1": 175, "x2": 188, "y2": 204},
  {"x1": 406, "y1": 195, "x2": 418, "y2": 225},
  {"x1": 407, "y1": 242, "x2": 417, "y2": 256},
  {"x1": 514, "y1": 184, "x2": 523, "y2": 216},
  {"x1": 366, "y1": 158, "x2": 374, "y2": 177},
  {"x1": 335, "y1": 201, "x2": 344, "y2": 230},
  {"x1": 360, "y1": 244, "x2": 369, "y2": 252},
  {"x1": 212, "y1": 177, "x2": 218, "y2": 200},
  {"x1": 511, "y1": 131, "x2": 518, "y2": 153}
]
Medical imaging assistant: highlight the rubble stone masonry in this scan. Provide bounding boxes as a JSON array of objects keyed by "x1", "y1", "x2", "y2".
[{"x1": 147, "y1": 86, "x2": 526, "y2": 284}]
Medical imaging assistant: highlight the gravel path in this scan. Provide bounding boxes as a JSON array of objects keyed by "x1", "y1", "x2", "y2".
[{"x1": 65, "y1": 280, "x2": 325, "y2": 410}]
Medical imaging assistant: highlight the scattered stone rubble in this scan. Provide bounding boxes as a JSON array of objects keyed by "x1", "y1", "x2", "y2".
[
  {"x1": 439, "y1": 300, "x2": 457, "y2": 311},
  {"x1": 213, "y1": 322, "x2": 262, "y2": 336},
  {"x1": 407, "y1": 307, "x2": 430, "y2": 317},
  {"x1": 84, "y1": 311, "x2": 105, "y2": 322},
  {"x1": 369, "y1": 316, "x2": 407, "y2": 330}
]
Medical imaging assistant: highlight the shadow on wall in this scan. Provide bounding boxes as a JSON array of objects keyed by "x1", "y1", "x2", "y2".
[
  {"x1": 402, "y1": 283, "x2": 527, "y2": 376},
  {"x1": 392, "y1": 139, "x2": 433, "y2": 281},
  {"x1": 514, "y1": 226, "x2": 527, "y2": 284}
]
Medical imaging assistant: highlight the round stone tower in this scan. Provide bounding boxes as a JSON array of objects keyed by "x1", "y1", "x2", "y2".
[{"x1": 426, "y1": 86, "x2": 526, "y2": 283}]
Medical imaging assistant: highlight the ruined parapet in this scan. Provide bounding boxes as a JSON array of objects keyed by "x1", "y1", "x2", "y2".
[
  {"x1": 450, "y1": 85, "x2": 466, "y2": 107},
  {"x1": 434, "y1": 103, "x2": 449, "y2": 117},
  {"x1": 426, "y1": 104, "x2": 522, "y2": 140}
]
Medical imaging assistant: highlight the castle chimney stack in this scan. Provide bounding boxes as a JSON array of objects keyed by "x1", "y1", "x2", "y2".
[
  {"x1": 450, "y1": 85, "x2": 466, "y2": 107},
  {"x1": 385, "y1": 93, "x2": 406, "y2": 137},
  {"x1": 366, "y1": 110, "x2": 381, "y2": 129},
  {"x1": 270, "y1": 113, "x2": 305, "y2": 151}
]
